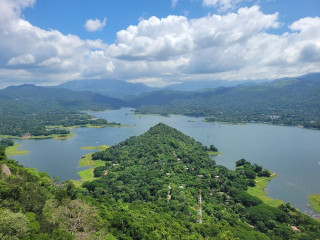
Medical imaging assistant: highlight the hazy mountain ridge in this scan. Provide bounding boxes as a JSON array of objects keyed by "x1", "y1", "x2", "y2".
[
  {"x1": 57, "y1": 79, "x2": 155, "y2": 99},
  {"x1": 131, "y1": 73, "x2": 320, "y2": 128},
  {"x1": 0, "y1": 84, "x2": 126, "y2": 111}
]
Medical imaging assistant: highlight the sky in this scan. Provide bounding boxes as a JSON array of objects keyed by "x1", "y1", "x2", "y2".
[{"x1": 0, "y1": 0, "x2": 319, "y2": 88}]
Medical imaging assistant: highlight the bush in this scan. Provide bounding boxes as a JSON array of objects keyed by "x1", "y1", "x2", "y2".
[
  {"x1": 234, "y1": 192, "x2": 262, "y2": 207},
  {"x1": 257, "y1": 170, "x2": 271, "y2": 177}
]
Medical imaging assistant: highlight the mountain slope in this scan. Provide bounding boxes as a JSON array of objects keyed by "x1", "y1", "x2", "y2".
[
  {"x1": 166, "y1": 79, "x2": 266, "y2": 91},
  {"x1": 0, "y1": 84, "x2": 125, "y2": 136},
  {"x1": 57, "y1": 79, "x2": 155, "y2": 99},
  {"x1": 0, "y1": 84, "x2": 125, "y2": 112},
  {"x1": 131, "y1": 73, "x2": 320, "y2": 128}
]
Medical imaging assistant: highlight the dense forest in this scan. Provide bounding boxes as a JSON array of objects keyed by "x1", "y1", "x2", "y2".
[
  {"x1": 0, "y1": 84, "x2": 124, "y2": 137},
  {"x1": 130, "y1": 74, "x2": 320, "y2": 129},
  {"x1": 1, "y1": 124, "x2": 319, "y2": 239},
  {"x1": 83, "y1": 123, "x2": 319, "y2": 239}
]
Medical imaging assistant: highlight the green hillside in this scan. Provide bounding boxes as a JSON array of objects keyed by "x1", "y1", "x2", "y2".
[
  {"x1": 82, "y1": 123, "x2": 320, "y2": 239},
  {"x1": 1, "y1": 124, "x2": 319, "y2": 239},
  {"x1": 0, "y1": 84, "x2": 125, "y2": 137},
  {"x1": 131, "y1": 74, "x2": 320, "y2": 129}
]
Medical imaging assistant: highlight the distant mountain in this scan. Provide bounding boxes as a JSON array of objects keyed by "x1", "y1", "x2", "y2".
[
  {"x1": 0, "y1": 84, "x2": 126, "y2": 113},
  {"x1": 165, "y1": 79, "x2": 267, "y2": 91},
  {"x1": 130, "y1": 73, "x2": 320, "y2": 129},
  {"x1": 0, "y1": 84, "x2": 126, "y2": 136},
  {"x1": 57, "y1": 79, "x2": 155, "y2": 99}
]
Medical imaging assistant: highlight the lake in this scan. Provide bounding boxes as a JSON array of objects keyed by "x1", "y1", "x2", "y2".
[{"x1": 12, "y1": 108, "x2": 320, "y2": 216}]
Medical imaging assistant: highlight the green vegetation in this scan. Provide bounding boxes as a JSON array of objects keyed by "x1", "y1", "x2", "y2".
[
  {"x1": 207, "y1": 151, "x2": 222, "y2": 156},
  {"x1": 247, "y1": 173, "x2": 283, "y2": 207},
  {"x1": 309, "y1": 194, "x2": 320, "y2": 213},
  {"x1": 77, "y1": 145, "x2": 110, "y2": 182},
  {"x1": 82, "y1": 123, "x2": 320, "y2": 239},
  {"x1": 80, "y1": 145, "x2": 110, "y2": 151},
  {"x1": 5, "y1": 143, "x2": 29, "y2": 156},
  {"x1": 1, "y1": 124, "x2": 320, "y2": 239},
  {"x1": 131, "y1": 76, "x2": 320, "y2": 129},
  {"x1": 0, "y1": 139, "x2": 28, "y2": 156},
  {"x1": 0, "y1": 84, "x2": 124, "y2": 138},
  {"x1": 0, "y1": 147, "x2": 110, "y2": 239}
]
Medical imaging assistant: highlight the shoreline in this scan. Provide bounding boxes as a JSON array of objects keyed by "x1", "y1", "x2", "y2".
[
  {"x1": 247, "y1": 171, "x2": 284, "y2": 208},
  {"x1": 132, "y1": 110, "x2": 319, "y2": 131},
  {"x1": 308, "y1": 194, "x2": 320, "y2": 214},
  {"x1": 207, "y1": 151, "x2": 222, "y2": 156},
  {"x1": 5, "y1": 143, "x2": 29, "y2": 156},
  {"x1": 76, "y1": 145, "x2": 109, "y2": 184},
  {"x1": 0, "y1": 124, "x2": 133, "y2": 141}
]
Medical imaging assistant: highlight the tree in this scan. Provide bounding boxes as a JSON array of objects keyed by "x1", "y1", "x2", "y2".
[
  {"x1": 0, "y1": 209, "x2": 30, "y2": 240},
  {"x1": 43, "y1": 199, "x2": 101, "y2": 238},
  {"x1": 257, "y1": 170, "x2": 271, "y2": 177},
  {"x1": 209, "y1": 145, "x2": 218, "y2": 152},
  {"x1": 235, "y1": 159, "x2": 248, "y2": 167}
]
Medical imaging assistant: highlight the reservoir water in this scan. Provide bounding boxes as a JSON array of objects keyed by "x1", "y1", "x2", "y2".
[{"x1": 11, "y1": 108, "x2": 320, "y2": 216}]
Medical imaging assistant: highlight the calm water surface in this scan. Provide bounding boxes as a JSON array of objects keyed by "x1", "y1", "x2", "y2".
[{"x1": 12, "y1": 108, "x2": 320, "y2": 216}]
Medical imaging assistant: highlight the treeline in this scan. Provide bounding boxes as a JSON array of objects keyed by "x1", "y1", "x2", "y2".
[{"x1": 130, "y1": 77, "x2": 320, "y2": 129}]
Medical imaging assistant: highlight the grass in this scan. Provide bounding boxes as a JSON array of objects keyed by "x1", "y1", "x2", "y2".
[
  {"x1": 77, "y1": 145, "x2": 109, "y2": 182},
  {"x1": 207, "y1": 151, "x2": 222, "y2": 156},
  {"x1": 46, "y1": 123, "x2": 132, "y2": 130},
  {"x1": 247, "y1": 172, "x2": 284, "y2": 207},
  {"x1": 5, "y1": 143, "x2": 29, "y2": 156},
  {"x1": 0, "y1": 133, "x2": 74, "y2": 140},
  {"x1": 80, "y1": 145, "x2": 110, "y2": 151},
  {"x1": 308, "y1": 194, "x2": 320, "y2": 213}
]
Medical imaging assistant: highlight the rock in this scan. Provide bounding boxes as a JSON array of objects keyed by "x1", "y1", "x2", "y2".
[{"x1": 1, "y1": 164, "x2": 11, "y2": 176}]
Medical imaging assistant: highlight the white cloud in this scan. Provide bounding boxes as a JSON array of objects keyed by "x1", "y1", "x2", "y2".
[
  {"x1": 108, "y1": 15, "x2": 194, "y2": 61},
  {"x1": 84, "y1": 17, "x2": 107, "y2": 32},
  {"x1": 203, "y1": 0, "x2": 242, "y2": 12},
  {"x1": 0, "y1": 0, "x2": 319, "y2": 88},
  {"x1": 171, "y1": 0, "x2": 178, "y2": 8},
  {"x1": 7, "y1": 54, "x2": 35, "y2": 66}
]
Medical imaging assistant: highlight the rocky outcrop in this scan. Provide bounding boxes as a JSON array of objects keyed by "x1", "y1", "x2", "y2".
[{"x1": 1, "y1": 164, "x2": 11, "y2": 176}]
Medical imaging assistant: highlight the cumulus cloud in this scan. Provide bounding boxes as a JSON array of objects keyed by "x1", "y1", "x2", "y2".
[
  {"x1": 7, "y1": 54, "x2": 35, "y2": 66},
  {"x1": 203, "y1": 0, "x2": 242, "y2": 12},
  {"x1": 0, "y1": 0, "x2": 320, "y2": 88},
  {"x1": 108, "y1": 15, "x2": 193, "y2": 61},
  {"x1": 84, "y1": 17, "x2": 107, "y2": 32}
]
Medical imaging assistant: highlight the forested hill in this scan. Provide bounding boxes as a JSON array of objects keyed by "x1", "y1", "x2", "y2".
[
  {"x1": 131, "y1": 73, "x2": 320, "y2": 129},
  {"x1": 57, "y1": 79, "x2": 155, "y2": 99},
  {"x1": 0, "y1": 84, "x2": 126, "y2": 137},
  {"x1": 83, "y1": 123, "x2": 320, "y2": 239},
  {"x1": 0, "y1": 84, "x2": 125, "y2": 112}
]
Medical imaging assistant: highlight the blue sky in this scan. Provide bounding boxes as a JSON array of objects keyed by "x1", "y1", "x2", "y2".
[
  {"x1": 0, "y1": 0, "x2": 319, "y2": 87},
  {"x1": 23, "y1": 0, "x2": 320, "y2": 43}
]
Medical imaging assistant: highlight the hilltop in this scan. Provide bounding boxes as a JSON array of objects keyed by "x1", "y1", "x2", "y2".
[{"x1": 82, "y1": 123, "x2": 320, "y2": 239}]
